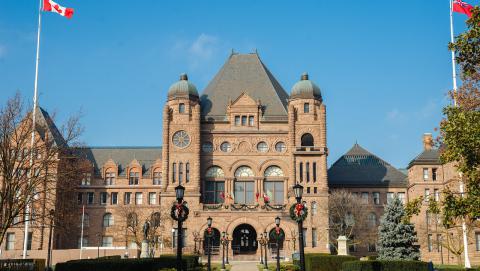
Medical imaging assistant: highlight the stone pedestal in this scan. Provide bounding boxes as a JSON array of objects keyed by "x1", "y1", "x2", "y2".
[
  {"x1": 140, "y1": 240, "x2": 149, "y2": 258},
  {"x1": 337, "y1": 236, "x2": 349, "y2": 256}
]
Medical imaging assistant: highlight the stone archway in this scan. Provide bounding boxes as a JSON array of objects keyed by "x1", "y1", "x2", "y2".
[{"x1": 232, "y1": 224, "x2": 257, "y2": 255}]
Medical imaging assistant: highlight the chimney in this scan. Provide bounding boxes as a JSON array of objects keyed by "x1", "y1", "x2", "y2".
[{"x1": 423, "y1": 133, "x2": 433, "y2": 151}]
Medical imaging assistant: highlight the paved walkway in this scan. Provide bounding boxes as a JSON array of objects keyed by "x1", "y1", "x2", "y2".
[{"x1": 230, "y1": 261, "x2": 259, "y2": 271}]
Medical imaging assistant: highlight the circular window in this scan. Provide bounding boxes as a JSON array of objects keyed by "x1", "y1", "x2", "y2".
[
  {"x1": 257, "y1": 141, "x2": 268, "y2": 152},
  {"x1": 172, "y1": 130, "x2": 190, "y2": 148},
  {"x1": 275, "y1": 142, "x2": 286, "y2": 152},
  {"x1": 202, "y1": 142, "x2": 214, "y2": 153},
  {"x1": 220, "y1": 142, "x2": 231, "y2": 152}
]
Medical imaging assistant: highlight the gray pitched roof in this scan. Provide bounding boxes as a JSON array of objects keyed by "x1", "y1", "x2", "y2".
[
  {"x1": 200, "y1": 53, "x2": 289, "y2": 121},
  {"x1": 328, "y1": 143, "x2": 407, "y2": 188},
  {"x1": 407, "y1": 149, "x2": 441, "y2": 168},
  {"x1": 76, "y1": 147, "x2": 162, "y2": 176},
  {"x1": 35, "y1": 107, "x2": 67, "y2": 148}
]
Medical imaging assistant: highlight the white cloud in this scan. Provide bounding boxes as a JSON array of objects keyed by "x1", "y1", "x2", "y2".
[
  {"x1": 189, "y1": 34, "x2": 218, "y2": 60},
  {"x1": 170, "y1": 33, "x2": 220, "y2": 70}
]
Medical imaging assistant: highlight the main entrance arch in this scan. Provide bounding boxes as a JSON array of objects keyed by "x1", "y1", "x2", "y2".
[{"x1": 232, "y1": 224, "x2": 257, "y2": 254}]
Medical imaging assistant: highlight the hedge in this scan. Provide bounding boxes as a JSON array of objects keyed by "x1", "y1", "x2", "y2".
[
  {"x1": 55, "y1": 255, "x2": 200, "y2": 271},
  {"x1": 302, "y1": 254, "x2": 357, "y2": 271},
  {"x1": 341, "y1": 260, "x2": 429, "y2": 271},
  {"x1": 258, "y1": 263, "x2": 300, "y2": 271},
  {"x1": 435, "y1": 267, "x2": 480, "y2": 271}
]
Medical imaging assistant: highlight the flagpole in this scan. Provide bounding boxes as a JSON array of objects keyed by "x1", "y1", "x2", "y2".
[
  {"x1": 80, "y1": 205, "x2": 85, "y2": 259},
  {"x1": 450, "y1": 1, "x2": 471, "y2": 268},
  {"x1": 23, "y1": 0, "x2": 43, "y2": 259},
  {"x1": 450, "y1": 0, "x2": 458, "y2": 106}
]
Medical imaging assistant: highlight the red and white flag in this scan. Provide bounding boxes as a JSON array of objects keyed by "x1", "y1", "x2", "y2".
[
  {"x1": 43, "y1": 0, "x2": 74, "y2": 19},
  {"x1": 453, "y1": 0, "x2": 474, "y2": 18}
]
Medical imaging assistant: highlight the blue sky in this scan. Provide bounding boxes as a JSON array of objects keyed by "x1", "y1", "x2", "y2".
[{"x1": 0, "y1": 0, "x2": 472, "y2": 168}]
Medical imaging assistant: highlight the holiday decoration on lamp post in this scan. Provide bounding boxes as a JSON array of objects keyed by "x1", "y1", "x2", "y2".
[
  {"x1": 269, "y1": 216, "x2": 284, "y2": 271},
  {"x1": 170, "y1": 185, "x2": 189, "y2": 271},
  {"x1": 263, "y1": 230, "x2": 269, "y2": 269},
  {"x1": 290, "y1": 184, "x2": 307, "y2": 271},
  {"x1": 221, "y1": 231, "x2": 228, "y2": 269},
  {"x1": 225, "y1": 233, "x2": 230, "y2": 264},
  {"x1": 205, "y1": 217, "x2": 213, "y2": 271}
]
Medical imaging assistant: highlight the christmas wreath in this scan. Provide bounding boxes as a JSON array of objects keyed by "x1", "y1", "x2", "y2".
[
  {"x1": 171, "y1": 202, "x2": 190, "y2": 222},
  {"x1": 289, "y1": 202, "x2": 308, "y2": 222},
  {"x1": 269, "y1": 226, "x2": 285, "y2": 241},
  {"x1": 204, "y1": 227, "x2": 214, "y2": 238}
]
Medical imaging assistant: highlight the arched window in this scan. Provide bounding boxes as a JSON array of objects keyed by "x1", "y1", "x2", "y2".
[
  {"x1": 105, "y1": 171, "x2": 115, "y2": 185},
  {"x1": 205, "y1": 166, "x2": 225, "y2": 178},
  {"x1": 205, "y1": 166, "x2": 225, "y2": 204},
  {"x1": 129, "y1": 170, "x2": 139, "y2": 185},
  {"x1": 103, "y1": 213, "x2": 114, "y2": 227},
  {"x1": 153, "y1": 170, "x2": 162, "y2": 185},
  {"x1": 235, "y1": 166, "x2": 254, "y2": 177},
  {"x1": 234, "y1": 166, "x2": 254, "y2": 204},
  {"x1": 127, "y1": 212, "x2": 137, "y2": 227},
  {"x1": 264, "y1": 166, "x2": 284, "y2": 177},
  {"x1": 264, "y1": 166, "x2": 284, "y2": 205},
  {"x1": 368, "y1": 212, "x2": 377, "y2": 227},
  {"x1": 301, "y1": 133, "x2": 314, "y2": 147}
]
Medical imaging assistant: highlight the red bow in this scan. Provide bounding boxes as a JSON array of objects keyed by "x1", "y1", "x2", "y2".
[{"x1": 294, "y1": 203, "x2": 304, "y2": 217}]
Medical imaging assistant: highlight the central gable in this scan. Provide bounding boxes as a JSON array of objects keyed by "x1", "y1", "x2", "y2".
[{"x1": 200, "y1": 53, "x2": 289, "y2": 121}]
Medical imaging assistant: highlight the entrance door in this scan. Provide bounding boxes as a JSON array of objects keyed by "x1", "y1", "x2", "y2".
[{"x1": 232, "y1": 224, "x2": 257, "y2": 254}]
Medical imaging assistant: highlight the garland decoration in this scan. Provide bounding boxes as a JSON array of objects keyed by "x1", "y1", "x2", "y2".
[
  {"x1": 289, "y1": 202, "x2": 308, "y2": 222},
  {"x1": 203, "y1": 203, "x2": 223, "y2": 210},
  {"x1": 230, "y1": 203, "x2": 259, "y2": 211},
  {"x1": 170, "y1": 202, "x2": 190, "y2": 222},
  {"x1": 264, "y1": 203, "x2": 287, "y2": 211}
]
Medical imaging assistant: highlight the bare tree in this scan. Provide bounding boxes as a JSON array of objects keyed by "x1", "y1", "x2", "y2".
[
  {"x1": 117, "y1": 204, "x2": 171, "y2": 257},
  {"x1": 328, "y1": 190, "x2": 374, "y2": 251},
  {"x1": 0, "y1": 93, "x2": 83, "y2": 247}
]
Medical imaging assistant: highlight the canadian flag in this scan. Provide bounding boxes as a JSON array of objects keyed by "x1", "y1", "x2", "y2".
[
  {"x1": 43, "y1": 0, "x2": 74, "y2": 19},
  {"x1": 452, "y1": 0, "x2": 474, "y2": 18}
]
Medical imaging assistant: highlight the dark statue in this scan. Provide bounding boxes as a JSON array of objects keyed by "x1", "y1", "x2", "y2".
[{"x1": 143, "y1": 220, "x2": 150, "y2": 240}]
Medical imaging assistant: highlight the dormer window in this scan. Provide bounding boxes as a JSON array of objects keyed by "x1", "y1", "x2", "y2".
[
  {"x1": 235, "y1": 116, "x2": 240, "y2": 126},
  {"x1": 81, "y1": 173, "x2": 91, "y2": 186},
  {"x1": 129, "y1": 171, "x2": 139, "y2": 185},
  {"x1": 153, "y1": 170, "x2": 162, "y2": 185},
  {"x1": 249, "y1": 116, "x2": 254, "y2": 126},
  {"x1": 105, "y1": 172, "x2": 115, "y2": 186},
  {"x1": 179, "y1": 103, "x2": 185, "y2": 113},
  {"x1": 304, "y1": 103, "x2": 310, "y2": 113},
  {"x1": 241, "y1": 116, "x2": 247, "y2": 126}
]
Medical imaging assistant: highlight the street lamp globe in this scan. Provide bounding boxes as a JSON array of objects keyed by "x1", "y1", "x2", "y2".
[
  {"x1": 207, "y1": 216, "x2": 213, "y2": 227},
  {"x1": 275, "y1": 216, "x2": 280, "y2": 226},
  {"x1": 293, "y1": 183, "x2": 304, "y2": 201},
  {"x1": 175, "y1": 185, "x2": 185, "y2": 201}
]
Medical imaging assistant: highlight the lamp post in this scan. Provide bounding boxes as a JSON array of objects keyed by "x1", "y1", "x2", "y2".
[
  {"x1": 46, "y1": 209, "x2": 54, "y2": 271},
  {"x1": 293, "y1": 184, "x2": 306, "y2": 271},
  {"x1": 221, "y1": 231, "x2": 226, "y2": 269},
  {"x1": 193, "y1": 231, "x2": 200, "y2": 254},
  {"x1": 259, "y1": 234, "x2": 264, "y2": 265},
  {"x1": 275, "y1": 217, "x2": 281, "y2": 271},
  {"x1": 225, "y1": 233, "x2": 230, "y2": 264},
  {"x1": 96, "y1": 233, "x2": 101, "y2": 259},
  {"x1": 170, "y1": 185, "x2": 189, "y2": 271},
  {"x1": 206, "y1": 217, "x2": 213, "y2": 271},
  {"x1": 263, "y1": 230, "x2": 268, "y2": 269}
]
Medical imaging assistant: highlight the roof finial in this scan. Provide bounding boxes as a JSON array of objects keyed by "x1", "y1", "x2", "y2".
[
  {"x1": 301, "y1": 72, "x2": 309, "y2": 80},
  {"x1": 180, "y1": 73, "x2": 188, "y2": 81}
]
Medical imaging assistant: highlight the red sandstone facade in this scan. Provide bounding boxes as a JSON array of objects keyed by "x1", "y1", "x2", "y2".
[{"x1": 1, "y1": 53, "x2": 479, "y2": 265}]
